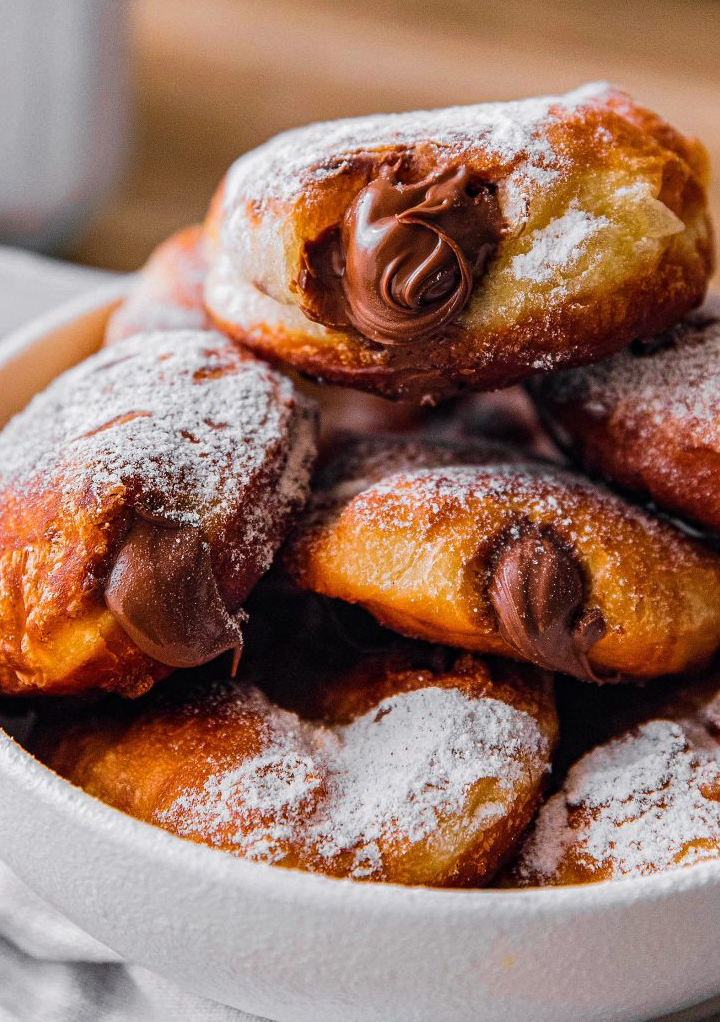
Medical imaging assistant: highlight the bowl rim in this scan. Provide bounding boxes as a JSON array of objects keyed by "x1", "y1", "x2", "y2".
[
  {"x1": 3, "y1": 282, "x2": 720, "y2": 918},
  {"x1": 4, "y1": 720, "x2": 720, "y2": 915},
  {"x1": 0, "y1": 278, "x2": 128, "y2": 369}
]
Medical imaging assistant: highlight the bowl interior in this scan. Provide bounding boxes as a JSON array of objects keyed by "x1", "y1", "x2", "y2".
[
  {"x1": 2, "y1": 287, "x2": 720, "y2": 1022},
  {"x1": 0, "y1": 281, "x2": 124, "y2": 426},
  {"x1": 4, "y1": 283, "x2": 720, "y2": 912}
]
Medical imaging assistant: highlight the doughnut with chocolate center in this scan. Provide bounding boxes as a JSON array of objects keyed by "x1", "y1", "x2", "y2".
[
  {"x1": 103, "y1": 224, "x2": 427, "y2": 446},
  {"x1": 284, "y1": 434, "x2": 720, "y2": 681},
  {"x1": 204, "y1": 83, "x2": 712, "y2": 401},
  {"x1": 36, "y1": 644, "x2": 557, "y2": 886},
  {"x1": 530, "y1": 298, "x2": 720, "y2": 535},
  {"x1": 0, "y1": 331, "x2": 317, "y2": 696}
]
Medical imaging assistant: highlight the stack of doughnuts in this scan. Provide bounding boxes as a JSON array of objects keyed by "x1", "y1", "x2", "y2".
[{"x1": 5, "y1": 81, "x2": 720, "y2": 887}]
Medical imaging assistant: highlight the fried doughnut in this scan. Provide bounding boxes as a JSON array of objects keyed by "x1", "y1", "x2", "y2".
[
  {"x1": 509, "y1": 676, "x2": 720, "y2": 885},
  {"x1": 105, "y1": 226, "x2": 212, "y2": 345},
  {"x1": 204, "y1": 82, "x2": 712, "y2": 402},
  {"x1": 0, "y1": 331, "x2": 317, "y2": 696},
  {"x1": 284, "y1": 434, "x2": 720, "y2": 681},
  {"x1": 531, "y1": 298, "x2": 720, "y2": 534},
  {"x1": 103, "y1": 224, "x2": 427, "y2": 445},
  {"x1": 37, "y1": 644, "x2": 557, "y2": 886}
]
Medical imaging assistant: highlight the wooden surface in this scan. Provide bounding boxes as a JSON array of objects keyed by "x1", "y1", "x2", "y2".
[{"x1": 66, "y1": 0, "x2": 720, "y2": 285}]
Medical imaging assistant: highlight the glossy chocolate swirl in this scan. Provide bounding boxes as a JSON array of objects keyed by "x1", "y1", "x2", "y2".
[
  {"x1": 488, "y1": 524, "x2": 607, "y2": 681},
  {"x1": 299, "y1": 165, "x2": 502, "y2": 344},
  {"x1": 105, "y1": 510, "x2": 244, "y2": 670}
]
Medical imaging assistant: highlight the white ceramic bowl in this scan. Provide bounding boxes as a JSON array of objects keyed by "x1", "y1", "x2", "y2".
[{"x1": 2, "y1": 288, "x2": 720, "y2": 1022}]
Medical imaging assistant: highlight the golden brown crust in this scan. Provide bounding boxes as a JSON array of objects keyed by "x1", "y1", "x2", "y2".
[
  {"x1": 204, "y1": 84, "x2": 713, "y2": 402},
  {"x1": 104, "y1": 226, "x2": 212, "y2": 346},
  {"x1": 508, "y1": 672, "x2": 720, "y2": 886},
  {"x1": 101, "y1": 217, "x2": 556, "y2": 451},
  {"x1": 104, "y1": 222, "x2": 428, "y2": 443},
  {"x1": 37, "y1": 643, "x2": 557, "y2": 887},
  {"x1": 530, "y1": 297, "x2": 720, "y2": 535},
  {"x1": 0, "y1": 481, "x2": 167, "y2": 697},
  {"x1": 206, "y1": 246, "x2": 711, "y2": 403},
  {"x1": 0, "y1": 332, "x2": 318, "y2": 696},
  {"x1": 283, "y1": 434, "x2": 720, "y2": 680}
]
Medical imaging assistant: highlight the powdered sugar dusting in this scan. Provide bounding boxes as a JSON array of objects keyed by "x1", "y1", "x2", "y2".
[
  {"x1": 106, "y1": 229, "x2": 212, "y2": 344},
  {"x1": 223, "y1": 82, "x2": 614, "y2": 217},
  {"x1": 514, "y1": 720, "x2": 720, "y2": 883},
  {"x1": 292, "y1": 454, "x2": 720, "y2": 679},
  {"x1": 312, "y1": 688, "x2": 542, "y2": 873},
  {"x1": 161, "y1": 687, "x2": 326, "y2": 864},
  {"x1": 510, "y1": 203, "x2": 610, "y2": 284},
  {"x1": 0, "y1": 330, "x2": 317, "y2": 569},
  {"x1": 334, "y1": 461, "x2": 685, "y2": 553},
  {"x1": 111, "y1": 294, "x2": 209, "y2": 338},
  {"x1": 317, "y1": 432, "x2": 521, "y2": 505},
  {"x1": 543, "y1": 309, "x2": 720, "y2": 451},
  {"x1": 159, "y1": 684, "x2": 548, "y2": 879}
]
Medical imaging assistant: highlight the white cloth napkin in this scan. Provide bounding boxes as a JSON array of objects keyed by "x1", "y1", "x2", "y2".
[
  {"x1": 0, "y1": 860, "x2": 260, "y2": 1022},
  {"x1": 0, "y1": 245, "x2": 719, "y2": 1022}
]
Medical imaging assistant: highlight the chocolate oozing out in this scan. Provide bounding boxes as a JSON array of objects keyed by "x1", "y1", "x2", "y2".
[
  {"x1": 105, "y1": 511, "x2": 244, "y2": 670},
  {"x1": 298, "y1": 164, "x2": 502, "y2": 345},
  {"x1": 488, "y1": 524, "x2": 607, "y2": 681}
]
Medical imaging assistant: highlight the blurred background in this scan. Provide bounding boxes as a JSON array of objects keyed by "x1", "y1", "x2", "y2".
[{"x1": 2, "y1": 0, "x2": 719, "y2": 283}]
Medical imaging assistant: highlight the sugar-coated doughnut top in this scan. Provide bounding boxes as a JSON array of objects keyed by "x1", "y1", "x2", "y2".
[
  {"x1": 157, "y1": 680, "x2": 549, "y2": 879},
  {"x1": 223, "y1": 82, "x2": 618, "y2": 216},
  {"x1": 0, "y1": 330, "x2": 314, "y2": 536},
  {"x1": 515, "y1": 719, "x2": 720, "y2": 882},
  {"x1": 542, "y1": 303, "x2": 720, "y2": 450}
]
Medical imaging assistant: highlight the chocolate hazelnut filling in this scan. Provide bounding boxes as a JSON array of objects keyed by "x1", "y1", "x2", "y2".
[
  {"x1": 488, "y1": 523, "x2": 607, "y2": 681},
  {"x1": 298, "y1": 164, "x2": 502, "y2": 344},
  {"x1": 105, "y1": 509, "x2": 244, "y2": 670}
]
